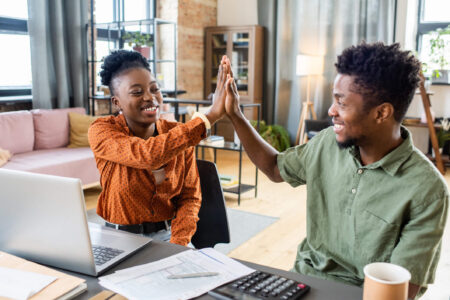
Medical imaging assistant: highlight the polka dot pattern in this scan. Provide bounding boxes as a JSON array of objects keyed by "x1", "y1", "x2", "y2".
[{"x1": 88, "y1": 114, "x2": 206, "y2": 246}]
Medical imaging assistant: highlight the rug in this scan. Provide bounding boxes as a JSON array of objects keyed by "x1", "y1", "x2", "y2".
[{"x1": 87, "y1": 208, "x2": 278, "y2": 254}]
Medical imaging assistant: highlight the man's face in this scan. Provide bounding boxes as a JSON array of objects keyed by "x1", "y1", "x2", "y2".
[{"x1": 328, "y1": 74, "x2": 376, "y2": 148}]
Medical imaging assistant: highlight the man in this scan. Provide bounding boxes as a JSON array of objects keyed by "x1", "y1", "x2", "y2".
[{"x1": 223, "y1": 42, "x2": 448, "y2": 299}]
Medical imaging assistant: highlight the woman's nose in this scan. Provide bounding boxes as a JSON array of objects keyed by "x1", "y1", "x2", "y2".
[{"x1": 143, "y1": 90, "x2": 154, "y2": 101}]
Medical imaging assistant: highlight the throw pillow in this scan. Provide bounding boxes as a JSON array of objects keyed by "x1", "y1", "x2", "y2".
[
  {"x1": 0, "y1": 147, "x2": 11, "y2": 167},
  {"x1": 67, "y1": 113, "x2": 99, "y2": 148}
]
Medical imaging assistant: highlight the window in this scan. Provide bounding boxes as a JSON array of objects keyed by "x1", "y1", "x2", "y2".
[
  {"x1": 417, "y1": 0, "x2": 450, "y2": 79},
  {"x1": 0, "y1": 0, "x2": 32, "y2": 96},
  {"x1": 93, "y1": 0, "x2": 156, "y2": 85}
]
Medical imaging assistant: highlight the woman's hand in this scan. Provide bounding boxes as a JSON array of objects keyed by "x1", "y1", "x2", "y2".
[{"x1": 205, "y1": 56, "x2": 231, "y2": 125}]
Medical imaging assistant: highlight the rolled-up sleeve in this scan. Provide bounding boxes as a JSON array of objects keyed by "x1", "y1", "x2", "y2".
[{"x1": 390, "y1": 193, "x2": 448, "y2": 287}]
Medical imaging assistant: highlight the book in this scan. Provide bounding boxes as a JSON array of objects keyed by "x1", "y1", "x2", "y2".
[
  {"x1": 219, "y1": 174, "x2": 239, "y2": 188},
  {"x1": 0, "y1": 251, "x2": 86, "y2": 300}
]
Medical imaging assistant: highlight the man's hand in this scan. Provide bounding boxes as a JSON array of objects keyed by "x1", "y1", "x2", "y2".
[
  {"x1": 205, "y1": 56, "x2": 230, "y2": 125},
  {"x1": 225, "y1": 74, "x2": 243, "y2": 120}
]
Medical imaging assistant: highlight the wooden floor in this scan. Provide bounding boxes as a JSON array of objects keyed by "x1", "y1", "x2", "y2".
[{"x1": 83, "y1": 149, "x2": 450, "y2": 299}]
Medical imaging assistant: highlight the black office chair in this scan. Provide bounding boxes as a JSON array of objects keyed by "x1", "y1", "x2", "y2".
[
  {"x1": 191, "y1": 160, "x2": 230, "y2": 249},
  {"x1": 305, "y1": 118, "x2": 332, "y2": 140}
]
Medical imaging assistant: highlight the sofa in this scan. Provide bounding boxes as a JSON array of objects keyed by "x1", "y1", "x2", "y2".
[{"x1": 0, "y1": 107, "x2": 100, "y2": 187}]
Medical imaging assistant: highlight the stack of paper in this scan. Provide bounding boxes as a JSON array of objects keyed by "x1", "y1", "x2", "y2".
[
  {"x1": 99, "y1": 248, "x2": 254, "y2": 300},
  {"x1": 0, "y1": 252, "x2": 86, "y2": 300}
]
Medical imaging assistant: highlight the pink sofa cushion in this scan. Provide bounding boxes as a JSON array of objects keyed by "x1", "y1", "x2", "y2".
[
  {"x1": 32, "y1": 107, "x2": 86, "y2": 150},
  {"x1": 0, "y1": 110, "x2": 34, "y2": 155},
  {"x1": 2, "y1": 147, "x2": 100, "y2": 185}
]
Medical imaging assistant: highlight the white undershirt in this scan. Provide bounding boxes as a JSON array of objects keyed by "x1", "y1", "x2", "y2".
[{"x1": 152, "y1": 168, "x2": 165, "y2": 185}]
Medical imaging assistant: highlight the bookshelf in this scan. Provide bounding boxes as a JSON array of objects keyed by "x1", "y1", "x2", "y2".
[
  {"x1": 205, "y1": 25, "x2": 264, "y2": 141},
  {"x1": 87, "y1": 2, "x2": 178, "y2": 115}
]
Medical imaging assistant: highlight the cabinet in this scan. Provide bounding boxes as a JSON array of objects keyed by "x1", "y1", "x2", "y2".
[
  {"x1": 204, "y1": 25, "x2": 264, "y2": 140},
  {"x1": 87, "y1": 9, "x2": 177, "y2": 115}
]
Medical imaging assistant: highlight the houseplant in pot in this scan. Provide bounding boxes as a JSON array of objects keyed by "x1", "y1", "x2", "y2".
[
  {"x1": 436, "y1": 118, "x2": 450, "y2": 155},
  {"x1": 122, "y1": 32, "x2": 153, "y2": 59},
  {"x1": 250, "y1": 120, "x2": 290, "y2": 152}
]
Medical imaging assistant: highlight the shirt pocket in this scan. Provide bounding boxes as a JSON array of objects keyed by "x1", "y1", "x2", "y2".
[{"x1": 355, "y1": 209, "x2": 400, "y2": 262}]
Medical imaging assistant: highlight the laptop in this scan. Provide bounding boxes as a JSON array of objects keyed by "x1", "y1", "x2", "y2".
[{"x1": 0, "y1": 169, "x2": 151, "y2": 276}]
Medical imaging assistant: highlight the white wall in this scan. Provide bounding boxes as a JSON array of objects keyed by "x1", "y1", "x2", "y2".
[{"x1": 217, "y1": 0, "x2": 258, "y2": 26}]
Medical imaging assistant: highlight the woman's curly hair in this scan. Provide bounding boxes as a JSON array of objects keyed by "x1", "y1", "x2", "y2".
[
  {"x1": 100, "y1": 50, "x2": 151, "y2": 95},
  {"x1": 335, "y1": 42, "x2": 421, "y2": 122}
]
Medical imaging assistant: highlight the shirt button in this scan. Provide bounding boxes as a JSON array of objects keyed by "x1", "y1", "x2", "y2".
[
  {"x1": 351, "y1": 188, "x2": 356, "y2": 194},
  {"x1": 357, "y1": 169, "x2": 363, "y2": 174}
]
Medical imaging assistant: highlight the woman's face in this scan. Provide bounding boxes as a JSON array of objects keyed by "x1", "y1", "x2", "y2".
[{"x1": 112, "y1": 67, "x2": 163, "y2": 127}]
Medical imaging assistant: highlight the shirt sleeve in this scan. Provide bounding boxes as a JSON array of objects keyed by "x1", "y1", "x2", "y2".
[
  {"x1": 88, "y1": 117, "x2": 206, "y2": 170},
  {"x1": 170, "y1": 146, "x2": 202, "y2": 246},
  {"x1": 390, "y1": 192, "x2": 448, "y2": 287}
]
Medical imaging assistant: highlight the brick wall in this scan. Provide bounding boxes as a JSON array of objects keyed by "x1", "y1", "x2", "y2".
[{"x1": 158, "y1": 0, "x2": 217, "y2": 100}]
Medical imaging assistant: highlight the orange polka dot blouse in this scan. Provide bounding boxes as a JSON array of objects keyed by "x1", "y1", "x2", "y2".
[{"x1": 88, "y1": 114, "x2": 206, "y2": 246}]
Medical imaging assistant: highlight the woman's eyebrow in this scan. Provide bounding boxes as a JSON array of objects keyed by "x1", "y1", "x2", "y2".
[{"x1": 129, "y1": 84, "x2": 142, "y2": 88}]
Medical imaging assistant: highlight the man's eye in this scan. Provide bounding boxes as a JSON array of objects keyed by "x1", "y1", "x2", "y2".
[{"x1": 131, "y1": 91, "x2": 142, "y2": 95}]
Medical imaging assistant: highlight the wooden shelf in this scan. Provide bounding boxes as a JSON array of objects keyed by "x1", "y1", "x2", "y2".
[{"x1": 403, "y1": 122, "x2": 442, "y2": 129}]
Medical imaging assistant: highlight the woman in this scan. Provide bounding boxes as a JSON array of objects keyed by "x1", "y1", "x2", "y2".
[{"x1": 88, "y1": 50, "x2": 229, "y2": 246}]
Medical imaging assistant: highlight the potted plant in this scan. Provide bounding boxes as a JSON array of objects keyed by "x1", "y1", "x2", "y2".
[
  {"x1": 122, "y1": 32, "x2": 153, "y2": 59},
  {"x1": 425, "y1": 25, "x2": 450, "y2": 84},
  {"x1": 250, "y1": 120, "x2": 290, "y2": 152},
  {"x1": 436, "y1": 118, "x2": 450, "y2": 154}
]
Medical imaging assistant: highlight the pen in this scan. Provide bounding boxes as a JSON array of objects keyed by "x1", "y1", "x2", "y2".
[{"x1": 167, "y1": 271, "x2": 220, "y2": 279}]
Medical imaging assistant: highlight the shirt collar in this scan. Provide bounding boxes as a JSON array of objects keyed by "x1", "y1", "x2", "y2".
[
  {"x1": 116, "y1": 114, "x2": 165, "y2": 136},
  {"x1": 349, "y1": 126, "x2": 414, "y2": 176}
]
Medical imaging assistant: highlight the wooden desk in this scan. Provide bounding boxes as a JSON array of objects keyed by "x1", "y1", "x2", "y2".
[{"x1": 66, "y1": 240, "x2": 362, "y2": 300}]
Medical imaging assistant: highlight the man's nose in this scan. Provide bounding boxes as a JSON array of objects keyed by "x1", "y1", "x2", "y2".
[{"x1": 328, "y1": 103, "x2": 337, "y2": 117}]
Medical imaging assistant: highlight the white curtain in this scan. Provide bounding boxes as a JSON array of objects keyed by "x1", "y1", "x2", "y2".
[
  {"x1": 270, "y1": 0, "x2": 396, "y2": 141},
  {"x1": 27, "y1": 0, "x2": 88, "y2": 109}
]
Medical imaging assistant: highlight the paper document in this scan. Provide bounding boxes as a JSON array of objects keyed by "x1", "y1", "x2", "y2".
[
  {"x1": 0, "y1": 266, "x2": 57, "y2": 300},
  {"x1": 99, "y1": 248, "x2": 254, "y2": 300}
]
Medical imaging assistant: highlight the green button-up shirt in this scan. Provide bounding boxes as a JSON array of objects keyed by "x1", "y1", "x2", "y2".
[{"x1": 277, "y1": 127, "x2": 448, "y2": 289}]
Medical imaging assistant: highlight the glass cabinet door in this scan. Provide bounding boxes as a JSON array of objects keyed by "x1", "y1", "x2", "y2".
[
  {"x1": 210, "y1": 33, "x2": 227, "y2": 93},
  {"x1": 231, "y1": 31, "x2": 249, "y2": 96}
]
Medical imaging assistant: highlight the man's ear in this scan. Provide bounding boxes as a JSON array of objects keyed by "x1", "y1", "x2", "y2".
[{"x1": 375, "y1": 102, "x2": 394, "y2": 123}]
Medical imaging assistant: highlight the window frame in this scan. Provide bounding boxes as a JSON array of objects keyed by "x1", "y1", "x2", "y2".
[{"x1": 0, "y1": 16, "x2": 31, "y2": 97}]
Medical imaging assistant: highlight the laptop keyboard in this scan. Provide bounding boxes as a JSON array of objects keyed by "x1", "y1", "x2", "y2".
[
  {"x1": 92, "y1": 245, "x2": 125, "y2": 266},
  {"x1": 209, "y1": 270, "x2": 310, "y2": 300}
]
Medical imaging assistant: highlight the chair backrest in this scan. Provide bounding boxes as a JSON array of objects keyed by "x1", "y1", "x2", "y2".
[{"x1": 191, "y1": 159, "x2": 230, "y2": 248}]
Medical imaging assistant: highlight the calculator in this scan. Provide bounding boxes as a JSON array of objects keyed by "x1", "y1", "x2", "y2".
[{"x1": 208, "y1": 270, "x2": 310, "y2": 300}]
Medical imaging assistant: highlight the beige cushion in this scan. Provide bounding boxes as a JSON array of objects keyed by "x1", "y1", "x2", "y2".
[
  {"x1": 0, "y1": 147, "x2": 12, "y2": 167},
  {"x1": 67, "y1": 113, "x2": 99, "y2": 148}
]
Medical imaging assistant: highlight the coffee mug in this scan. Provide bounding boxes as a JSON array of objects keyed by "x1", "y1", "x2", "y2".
[{"x1": 363, "y1": 262, "x2": 411, "y2": 300}]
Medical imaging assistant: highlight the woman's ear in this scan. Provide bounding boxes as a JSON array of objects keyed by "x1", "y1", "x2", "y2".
[
  {"x1": 375, "y1": 102, "x2": 395, "y2": 123},
  {"x1": 111, "y1": 96, "x2": 121, "y2": 111}
]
